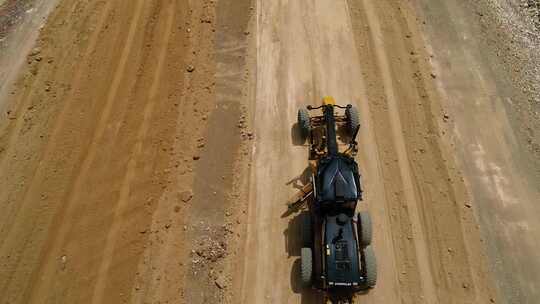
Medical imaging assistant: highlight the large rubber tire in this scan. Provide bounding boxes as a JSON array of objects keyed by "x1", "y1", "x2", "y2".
[
  {"x1": 298, "y1": 108, "x2": 310, "y2": 138},
  {"x1": 357, "y1": 211, "x2": 372, "y2": 247},
  {"x1": 301, "y1": 212, "x2": 313, "y2": 247},
  {"x1": 301, "y1": 247, "x2": 313, "y2": 287},
  {"x1": 362, "y1": 246, "x2": 377, "y2": 288},
  {"x1": 345, "y1": 105, "x2": 360, "y2": 136}
]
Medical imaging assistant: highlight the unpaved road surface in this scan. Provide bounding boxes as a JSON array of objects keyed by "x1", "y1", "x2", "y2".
[
  {"x1": 0, "y1": 0, "x2": 247, "y2": 303},
  {"x1": 238, "y1": 0, "x2": 496, "y2": 303},
  {"x1": 1, "y1": 0, "x2": 539, "y2": 303},
  {"x1": 416, "y1": 0, "x2": 540, "y2": 302}
]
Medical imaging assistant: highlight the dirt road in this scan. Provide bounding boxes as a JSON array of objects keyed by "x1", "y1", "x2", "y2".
[
  {"x1": 1, "y1": 0, "x2": 538, "y2": 303},
  {"x1": 415, "y1": 0, "x2": 540, "y2": 302},
  {"x1": 0, "y1": 0, "x2": 233, "y2": 302},
  {"x1": 238, "y1": 0, "x2": 496, "y2": 303}
]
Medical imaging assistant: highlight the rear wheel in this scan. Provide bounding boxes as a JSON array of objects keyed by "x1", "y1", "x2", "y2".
[
  {"x1": 345, "y1": 105, "x2": 359, "y2": 136},
  {"x1": 301, "y1": 212, "x2": 313, "y2": 247},
  {"x1": 298, "y1": 108, "x2": 310, "y2": 138},
  {"x1": 361, "y1": 246, "x2": 377, "y2": 288},
  {"x1": 301, "y1": 247, "x2": 313, "y2": 287},
  {"x1": 357, "y1": 211, "x2": 372, "y2": 247}
]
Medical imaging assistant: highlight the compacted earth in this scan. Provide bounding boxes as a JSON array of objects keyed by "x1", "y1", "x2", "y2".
[{"x1": 0, "y1": 0, "x2": 538, "y2": 303}]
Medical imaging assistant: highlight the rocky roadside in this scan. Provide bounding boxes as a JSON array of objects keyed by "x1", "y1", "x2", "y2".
[{"x1": 468, "y1": 0, "x2": 540, "y2": 169}]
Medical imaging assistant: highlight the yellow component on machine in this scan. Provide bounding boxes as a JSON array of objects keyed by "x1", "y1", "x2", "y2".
[{"x1": 322, "y1": 96, "x2": 335, "y2": 106}]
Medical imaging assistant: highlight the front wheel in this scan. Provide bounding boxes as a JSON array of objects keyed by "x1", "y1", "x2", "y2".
[
  {"x1": 298, "y1": 108, "x2": 310, "y2": 139},
  {"x1": 345, "y1": 105, "x2": 360, "y2": 136},
  {"x1": 301, "y1": 247, "x2": 313, "y2": 287}
]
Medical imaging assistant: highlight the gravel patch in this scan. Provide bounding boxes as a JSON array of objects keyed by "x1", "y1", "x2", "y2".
[{"x1": 469, "y1": 0, "x2": 540, "y2": 162}]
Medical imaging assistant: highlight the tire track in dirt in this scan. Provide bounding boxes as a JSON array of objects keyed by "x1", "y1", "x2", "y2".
[
  {"x1": 117, "y1": 1, "x2": 187, "y2": 301},
  {"x1": 27, "y1": 0, "x2": 145, "y2": 301},
  {"x1": 89, "y1": 2, "x2": 174, "y2": 303},
  {"x1": 239, "y1": 0, "x2": 499, "y2": 303},
  {"x1": 121, "y1": 1, "x2": 224, "y2": 302},
  {"x1": 0, "y1": 0, "x2": 217, "y2": 302},
  {"x1": 0, "y1": 0, "x2": 106, "y2": 244},
  {"x1": 357, "y1": 0, "x2": 437, "y2": 302},
  {"x1": 0, "y1": 2, "x2": 113, "y2": 301},
  {"x1": 240, "y1": 1, "x2": 288, "y2": 302},
  {"x1": 414, "y1": 0, "x2": 540, "y2": 302},
  {"x1": 347, "y1": 0, "x2": 498, "y2": 303},
  {"x1": 241, "y1": 1, "x2": 402, "y2": 303}
]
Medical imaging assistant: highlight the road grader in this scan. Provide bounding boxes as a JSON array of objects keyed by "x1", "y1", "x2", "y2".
[{"x1": 290, "y1": 97, "x2": 377, "y2": 301}]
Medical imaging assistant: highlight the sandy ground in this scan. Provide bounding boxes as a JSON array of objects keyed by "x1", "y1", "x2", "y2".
[
  {"x1": 0, "y1": 0, "x2": 538, "y2": 303},
  {"x1": 0, "y1": 0, "x2": 247, "y2": 303},
  {"x1": 0, "y1": 0, "x2": 59, "y2": 113},
  {"x1": 415, "y1": 0, "x2": 540, "y2": 302}
]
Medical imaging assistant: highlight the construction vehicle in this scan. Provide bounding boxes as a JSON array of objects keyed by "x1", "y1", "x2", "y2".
[{"x1": 292, "y1": 96, "x2": 377, "y2": 300}]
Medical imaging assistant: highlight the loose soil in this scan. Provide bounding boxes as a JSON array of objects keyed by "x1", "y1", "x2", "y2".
[{"x1": 0, "y1": 0, "x2": 251, "y2": 303}]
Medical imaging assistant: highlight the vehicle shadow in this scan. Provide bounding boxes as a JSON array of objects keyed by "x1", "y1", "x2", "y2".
[
  {"x1": 291, "y1": 258, "x2": 327, "y2": 304},
  {"x1": 283, "y1": 210, "x2": 305, "y2": 257},
  {"x1": 283, "y1": 167, "x2": 327, "y2": 303},
  {"x1": 286, "y1": 166, "x2": 312, "y2": 191},
  {"x1": 284, "y1": 211, "x2": 327, "y2": 304}
]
